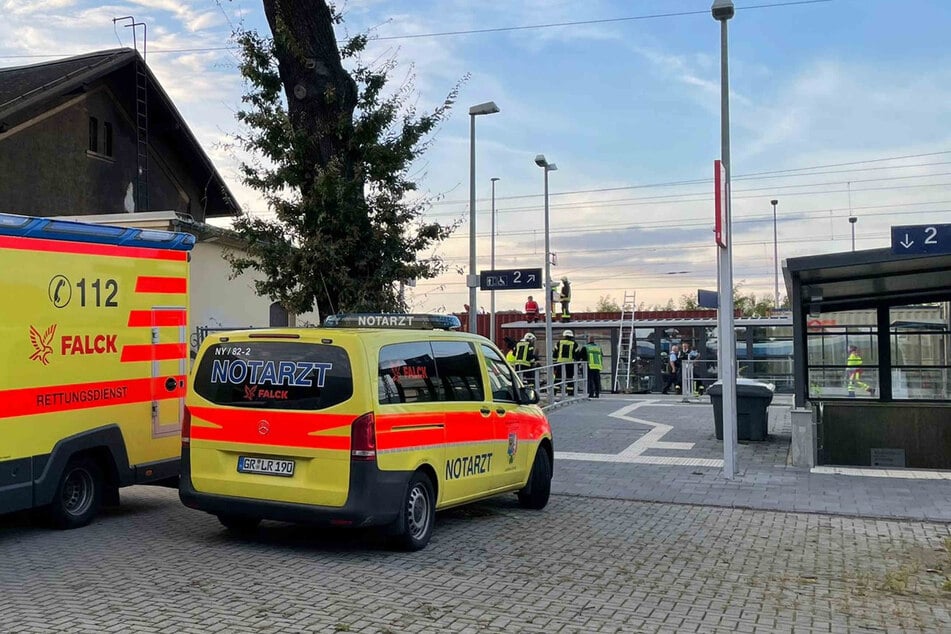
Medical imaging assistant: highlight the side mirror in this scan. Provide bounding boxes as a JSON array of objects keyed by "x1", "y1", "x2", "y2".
[{"x1": 520, "y1": 386, "x2": 540, "y2": 405}]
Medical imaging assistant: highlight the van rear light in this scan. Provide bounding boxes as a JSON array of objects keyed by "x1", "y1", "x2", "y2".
[
  {"x1": 181, "y1": 406, "x2": 192, "y2": 446},
  {"x1": 350, "y1": 412, "x2": 377, "y2": 461}
]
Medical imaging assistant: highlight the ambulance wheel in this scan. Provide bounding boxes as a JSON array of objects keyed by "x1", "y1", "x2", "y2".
[
  {"x1": 517, "y1": 448, "x2": 552, "y2": 510},
  {"x1": 393, "y1": 471, "x2": 435, "y2": 551},
  {"x1": 217, "y1": 514, "x2": 261, "y2": 534},
  {"x1": 47, "y1": 456, "x2": 103, "y2": 529}
]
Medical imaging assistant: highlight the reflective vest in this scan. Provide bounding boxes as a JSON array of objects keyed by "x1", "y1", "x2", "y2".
[
  {"x1": 506, "y1": 350, "x2": 516, "y2": 364},
  {"x1": 585, "y1": 343, "x2": 603, "y2": 370},
  {"x1": 847, "y1": 352, "x2": 863, "y2": 368},
  {"x1": 556, "y1": 338, "x2": 576, "y2": 362},
  {"x1": 514, "y1": 341, "x2": 535, "y2": 367}
]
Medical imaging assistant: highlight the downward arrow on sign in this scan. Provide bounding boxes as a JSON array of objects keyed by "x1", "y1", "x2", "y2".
[{"x1": 900, "y1": 233, "x2": 914, "y2": 249}]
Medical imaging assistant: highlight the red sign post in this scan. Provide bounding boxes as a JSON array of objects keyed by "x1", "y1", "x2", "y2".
[{"x1": 714, "y1": 159, "x2": 727, "y2": 248}]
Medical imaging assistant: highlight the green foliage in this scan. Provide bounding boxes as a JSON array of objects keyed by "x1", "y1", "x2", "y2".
[
  {"x1": 227, "y1": 1, "x2": 461, "y2": 317},
  {"x1": 594, "y1": 294, "x2": 621, "y2": 312}
]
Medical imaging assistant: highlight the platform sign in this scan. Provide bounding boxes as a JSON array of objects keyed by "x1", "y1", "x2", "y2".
[
  {"x1": 479, "y1": 268, "x2": 543, "y2": 290},
  {"x1": 698, "y1": 289, "x2": 719, "y2": 309},
  {"x1": 890, "y1": 223, "x2": 951, "y2": 255}
]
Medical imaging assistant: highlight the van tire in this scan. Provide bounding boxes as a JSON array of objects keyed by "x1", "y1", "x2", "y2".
[
  {"x1": 392, "y1": 471, "x2": 435, "y2": 551},
  {"x1": 517, "y1": 449, "x2": 552, "y2": 510},
  {"x1": 46, "y1": 455, "x2": 103, "y2": 529},
  {"x1": 217, "y1": 514, "x2": 261, "y2": 534}
]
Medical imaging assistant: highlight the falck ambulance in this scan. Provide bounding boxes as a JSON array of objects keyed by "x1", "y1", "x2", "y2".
[{"x1": 0, "y1": 213, "x2": 194, "y2": 528}]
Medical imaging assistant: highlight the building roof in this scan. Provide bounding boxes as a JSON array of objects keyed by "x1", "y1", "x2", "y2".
[
  {"x1": 784, "y1": 248, "x2": 951, "y2": 312},
  {"x1": 0, "y1": 48, "x2": 239, "y2": 219}
]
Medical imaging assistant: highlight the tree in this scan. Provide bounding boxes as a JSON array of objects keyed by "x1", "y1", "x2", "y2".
[
  {"x1": 677, "y1": 294, "x2": 699, "y2": 310},
  {"x1": 226, "y1": 0, "x2": 460, "y2": 317},
  {"x1": 595, "y1": 294, "x2": 621, "y2": 312}
]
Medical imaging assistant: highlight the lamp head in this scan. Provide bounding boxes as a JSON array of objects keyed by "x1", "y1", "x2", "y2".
[
  {"x1": 469, "y1": 101, "x2": 500, "y2": 116},
  {"x1": 770, "y1": 199, "x2": 778, "y2": 206},
  {"x1": 491, "y1": 177, "x2": 500, "y2": 182},
  {"x1": 849, "y1": 216, "x2": 857, "y2": 224},
  {"x1": 711, "y1": 0, "x2": 735, "y2": 21},
  {"x1": 534, "y1": 154, "x2": 548, "y2": 168}
]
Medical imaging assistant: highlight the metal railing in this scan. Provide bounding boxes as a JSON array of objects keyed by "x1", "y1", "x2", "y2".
[{"x1": 514, "y1": 361, "x2": 587, "y2": 410}]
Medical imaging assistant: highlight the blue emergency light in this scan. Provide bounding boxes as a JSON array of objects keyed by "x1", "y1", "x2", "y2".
[{"x1": 323, "y1": 313, "x2": 462, "y2": 331}]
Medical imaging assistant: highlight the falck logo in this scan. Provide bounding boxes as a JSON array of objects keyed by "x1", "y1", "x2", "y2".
[
  {"x1": 244, "y1": 384, "x2": 258, "y2": 401},
  {"x1": 29, "y1": 324, "x2": 57, "y2": 366}
]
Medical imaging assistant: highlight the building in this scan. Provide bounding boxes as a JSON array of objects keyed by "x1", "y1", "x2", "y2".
[{"x1": 0, "y1": 48, "x2": 237, "y2": 220}]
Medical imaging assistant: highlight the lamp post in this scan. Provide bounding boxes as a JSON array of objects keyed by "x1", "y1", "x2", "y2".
[
  {"x1": 849, "y1": 215, "x2": 857, "y2": 251},
  {"x1": 468, "y1": 101, "x2": 500, "y2": 334},
  {"x1": 771, "y1": 199, "x2": 779, "y2": 309},
  {"x1": 535, "y1": 154, "x2": 557, "y2": 404},
  {"x1": 712, "y1": 0, "x2": 738, "y2": 479},
  {"x1": 490, "y1": 177, "x2": 500, "y2": 342}
]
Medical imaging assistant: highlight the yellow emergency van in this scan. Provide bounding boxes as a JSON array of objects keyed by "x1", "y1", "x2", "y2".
[
  {"x1": 0, "y1": 213, "x2": 194, "y2": 528},
  {"x1": 180, "y1": 314, "x2": 554, "y2": 550}
]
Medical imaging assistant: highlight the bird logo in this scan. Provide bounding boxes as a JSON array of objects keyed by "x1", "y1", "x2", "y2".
[
  {"x1": 29, "y1": 324, "x2": 57, "y2": 366},
  {"x1": 244, "y1": 384, "x2": 258, "y2": 401}
]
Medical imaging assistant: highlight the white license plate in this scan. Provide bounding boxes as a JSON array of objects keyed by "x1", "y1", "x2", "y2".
[{"x1": 237, "y1": 456, "x2": 295, "y2": 477}]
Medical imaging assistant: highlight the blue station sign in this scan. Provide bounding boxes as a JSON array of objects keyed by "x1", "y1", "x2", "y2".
[
  {"x1": 479, "y1": 268, "x2": 543, "y2": 290},
  {"x1": 890, "y1": 223, "x2": 951, "y2": 255}
]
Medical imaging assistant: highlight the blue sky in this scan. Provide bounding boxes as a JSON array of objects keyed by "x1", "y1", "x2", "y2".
[{"x1": 2, "y1": 0, "x2": 950, "y2": 314}]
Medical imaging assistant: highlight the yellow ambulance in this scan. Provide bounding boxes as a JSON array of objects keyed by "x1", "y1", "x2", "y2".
[
  {"x1": 180, "y1": 314, "x2": 554, "y2": 550},
  {"x1": 0, "y1": 213, "x2": 194, "y2": 528}
]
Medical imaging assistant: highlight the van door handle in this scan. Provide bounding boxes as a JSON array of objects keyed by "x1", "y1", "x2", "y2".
[
  {"x1": 480, "y1": 408, "x2": 491, "y2": 417},
  {"x1": 495, "y1": 408, "x2": 506, "y2": 416}
]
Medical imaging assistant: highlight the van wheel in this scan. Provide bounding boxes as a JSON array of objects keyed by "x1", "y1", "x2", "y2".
[
  {"x1": 517, "y1": 449, "x2": 552, "y2": 510},
  {"x1": 393, "y1": 472, "x2": 435, "y2": 551},
  {"x1": 217, "y1": 514, "x2": 261, "y2": 534},
  {"x1": 47, "y1": 456, "x2": 103, "y2": 529}
]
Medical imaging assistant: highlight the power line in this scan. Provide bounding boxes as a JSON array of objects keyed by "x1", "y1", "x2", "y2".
[{"x1": 0, "y1": 0, "x2": 834, "y2": 60}]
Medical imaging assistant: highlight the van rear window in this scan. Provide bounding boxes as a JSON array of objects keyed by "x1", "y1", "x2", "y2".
[{"x1": 193, "y1": 342, "x2": 353, "y2": 410}]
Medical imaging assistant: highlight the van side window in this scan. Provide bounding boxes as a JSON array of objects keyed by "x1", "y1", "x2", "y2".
[
  {"x1": 432, "y1": 341, "x2": 484, "y2": 402},
  {"x1": 481, "y1": 344, "x2": 518, "y2": 402},
  {"x1": 378, "y1": 342, "x2": 441, "y2": 404}
]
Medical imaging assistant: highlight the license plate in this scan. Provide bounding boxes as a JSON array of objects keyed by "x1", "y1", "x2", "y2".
[{"x1": 237, "y1": 456, "x2": 295, "y2": 477}]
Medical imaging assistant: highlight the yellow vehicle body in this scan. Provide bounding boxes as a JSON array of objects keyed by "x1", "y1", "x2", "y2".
[
  {"x1": 180, "y1": 319, "x2": 553, "y2": 549},
  {"x1": 0, "y1": 213, "x2": 194, "y2": 527}
]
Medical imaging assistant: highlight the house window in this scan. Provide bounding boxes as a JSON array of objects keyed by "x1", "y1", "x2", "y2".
[
  {"x1": 103, "y1": 122, "x2": 113, "y2": 157},
  {"x1": 88, "y1": 117, "x2": 98, "y2": 153}
]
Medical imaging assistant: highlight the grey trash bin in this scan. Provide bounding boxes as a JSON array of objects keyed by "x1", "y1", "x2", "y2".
[{"x1": 708, "y1": 378, "x2": 775, "y2": 441}]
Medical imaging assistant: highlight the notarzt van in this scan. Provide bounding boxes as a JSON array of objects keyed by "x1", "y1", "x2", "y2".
[
  {"x1": 0, "y1": 213, "x2": 194, "y2": 528},
  {"x1": 180, "y1": 314, "x2": 553, "y2": 550}
]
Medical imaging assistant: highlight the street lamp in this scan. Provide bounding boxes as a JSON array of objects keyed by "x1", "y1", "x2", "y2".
[
  {"x1": 490, "y1": 176, "x2": 500, "y2": 342},
  {"x1": 712, "y1": 0, "x2": 738, "y2": 479},
  {"x1": 535, "y1": 154, "x2": 557, "y2": 404},
  {"x1": 771, "y1": 199, "x2": 779, "y2": 309},
  {"x1": 849, "y1": 215, "x2": 857, "y2": 251},
  {"x1": 468, "y1": 101, "x2": 500, "y2": 334}
]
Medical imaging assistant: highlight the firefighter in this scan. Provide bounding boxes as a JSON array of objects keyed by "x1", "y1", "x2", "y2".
[
  {"x1": 582, "y1": 335, "x2": 603, "y2": 398},
  {"x1": 553, "y1": 329, "x2": 581, "y2": 395},
  {"x1": 513, "y1": 333, "x2": 538, "y2": 385},
  {"x1": 559, "y1": 276, "x2": 572, "y2": 322}
]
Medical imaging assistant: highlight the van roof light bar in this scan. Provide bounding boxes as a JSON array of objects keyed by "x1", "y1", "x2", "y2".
[{"x1": 323, "y1": 313, "x2": 462, "y2": 331}]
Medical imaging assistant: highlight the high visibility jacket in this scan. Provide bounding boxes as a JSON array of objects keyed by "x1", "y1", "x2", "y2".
[
  {"x1": 560, "y1": 282, "x2": 571, "y2": 301},
  {"x1": 506, "y1": 350, "x2": 516, "y2": 364},
  {"x1": 585, "y1": 343, "x2": 603, "y2": 370},
  {"x1": 555, "y1": 338, "x2": 578, "y2": 362},
  {"x1": 847, "y1": 352, "x2": 863, "y2": 367},
  {"x1": 514, "y1": 341, "x2": 535, "y2": 367}
]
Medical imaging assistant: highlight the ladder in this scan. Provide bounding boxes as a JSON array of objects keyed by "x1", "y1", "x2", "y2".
[
  {"x1": 134, "y1": 58, "x2": 149, "y2": 211},
  {"x1": 613, "y1": 291, "x2": 636, "y2": 392}
]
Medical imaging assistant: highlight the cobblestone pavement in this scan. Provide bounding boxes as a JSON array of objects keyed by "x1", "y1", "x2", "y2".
[
  {"x1": 551, "y1": 397, "x2": 951, "y2": 522},
  {"x1": 2, "y1": 486, "x2": 950, "y2": 633}
]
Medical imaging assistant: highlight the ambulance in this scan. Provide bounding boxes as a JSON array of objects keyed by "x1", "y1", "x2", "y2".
[
  {"x1": 0, "y1": 213, "x2": 194, "y2": 528},
  {"x1": 180, "y1": 314, "x2": 554, "y2": 550}
]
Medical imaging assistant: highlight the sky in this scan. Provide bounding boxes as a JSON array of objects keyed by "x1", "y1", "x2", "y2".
[{"x1": 2, "y1": 0, "x2": 950, "y2": 315}]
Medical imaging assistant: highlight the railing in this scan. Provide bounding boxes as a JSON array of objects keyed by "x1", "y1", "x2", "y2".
[{"x1": 514, "y1": 361, "x2": 588, "y2": 410}]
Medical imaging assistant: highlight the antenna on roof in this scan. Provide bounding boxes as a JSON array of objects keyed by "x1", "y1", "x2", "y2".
[{"x1": 112, "y1": 16, "x2": 147, "y2": 62}]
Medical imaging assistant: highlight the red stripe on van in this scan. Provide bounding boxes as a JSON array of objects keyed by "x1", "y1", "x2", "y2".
[
  {"x1": 120, "y1": 343, "x2": 189, "y2": 363},
  {"x1": 187, "y1": 406, "x2": 352, "y2": 450},
  {"x1": 0, "y1": 376, "x2": 185, "y2": 419},
  {"x1": 135, "y1": 276, "x2": 187, "y2": 294}
]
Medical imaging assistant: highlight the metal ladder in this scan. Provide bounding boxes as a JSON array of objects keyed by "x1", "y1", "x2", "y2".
[
  {"x1": 613, "y1": 291, "x2": 637, "y2": 392},
  {"x1": 134, "y1": 58, "x2": 149, "y2": 211}
]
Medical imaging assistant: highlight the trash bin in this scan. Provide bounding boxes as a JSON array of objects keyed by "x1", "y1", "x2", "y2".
[{"x1": 708, "y1": 378, "x2": 775, "y2": 441}]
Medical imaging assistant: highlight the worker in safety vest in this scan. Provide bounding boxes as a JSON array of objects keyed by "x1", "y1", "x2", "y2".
[
  {"x1": 847, "y1": 344, "x2": 874, "y2": 397},
  {"x1": 513, "y1": 333, "x2": 538, "y2": 385},
  {"x1": 553, "y1": 329, "x2": 581, "y2": 395},
  {"x1": 559, "y1": 276, "x2": 572, "y2": 322},
  {"x1": 582, "y1": 335, "x2": 603, "y2": 398}
]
